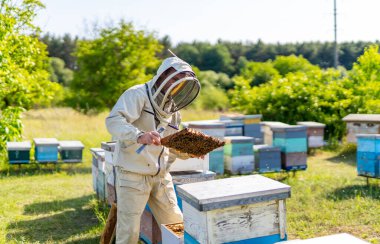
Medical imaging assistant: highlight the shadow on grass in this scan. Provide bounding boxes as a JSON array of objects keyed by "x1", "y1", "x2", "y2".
[
  {"x1": 326, "y1": 184, "x2": 380, "y2": 201},
  {"x1": 325, "y1": 151, "x2": 357, "y2": 167},
  {"x1": 7, "y1": 195, "x2": 100, "y2": 243},
  {"x1": 0, "y1": 162, "x2": 91, "y2": 177}
]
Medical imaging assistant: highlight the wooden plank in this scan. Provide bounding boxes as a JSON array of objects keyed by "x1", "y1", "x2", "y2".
[
  {"x1": 182, "y1": 201, "x2": 209, "y2": 243},
  {"x1": 207, "y1": 201, "x2": 280, "y2": 243},
  {"x1": 278, "y1": 200, "x2": 286, "y2": 239}
]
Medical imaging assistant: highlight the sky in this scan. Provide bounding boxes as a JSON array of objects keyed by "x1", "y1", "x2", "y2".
[{"x1": 34, "y1": 0, "x2": 380, "y2": 44}]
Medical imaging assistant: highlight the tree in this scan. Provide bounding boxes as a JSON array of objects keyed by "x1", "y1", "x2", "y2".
[
  {"x1": 68, "y1": 21, "x2": 162, "y2": 112},
  {"x1": 272, "y1": 55, "x2": 318, "y2": 76},
  {"x1": 47, "y1": 57, "x2": 73, "y2": 86},
  {"x1": 0, "y1": 0, "x2": 62, "y2": 153},
  {"x1": 238, "y1": 61, "x2": 280, "y2": 87}
]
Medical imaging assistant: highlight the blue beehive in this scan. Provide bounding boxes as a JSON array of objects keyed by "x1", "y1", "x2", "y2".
[
  {"x1": 243, "y1": 114, "x2": 264, "y2": 144},
  {"x1": 33, "y1": 138, "x2": 59, "y2": 163},
  {"x1": 7, "y1": 141, "x2": 32, "y2": 164},
  {"x1": 254, "y1": 144, "x2": 282, "y2": 173},
  {"x1": 356, "y1": 134, "x2": 380, "y2": 178},
  {"x1": 177, "y1": 175, "x2": 291, "y2": 243},
  {"x1": 272, "y1": 125, "x2": 308, "y2": 171},
  {"x1": 220, "y1": 115, "x2": 245, "y2": 136},
  {"x1": 224, "y1": 136, "x2": 254, "y2": 174}
]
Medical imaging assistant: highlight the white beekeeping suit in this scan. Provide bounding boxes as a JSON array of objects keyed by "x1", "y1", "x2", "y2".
[{"x1": 105, "y1": 56, "x2": 201, "y2": 244}]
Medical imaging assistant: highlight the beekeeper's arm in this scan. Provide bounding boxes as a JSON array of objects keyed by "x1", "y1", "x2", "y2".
[{"x1": 105, "y1": 89, "x2": 160, "y2": 145}]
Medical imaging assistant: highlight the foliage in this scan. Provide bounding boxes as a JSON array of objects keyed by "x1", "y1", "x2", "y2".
[
  {"x1": 231, "y1": 46, "x2": 380, "y2": 140},
  {"x1": 40, "y1": 33, "x2": 78, "y2": 70},
  {"x1": 0, "y1": 0, "x2": 62, "y2": 155},
  {"x1": 47, "y1": 57, "x2": 73, "y2": 86},
  {"x1": 67, "y1": 21, "x2": 162, "y2": 112},
  {"x1": 238, "y1": 61, "x2": 280, "y2": 86}
]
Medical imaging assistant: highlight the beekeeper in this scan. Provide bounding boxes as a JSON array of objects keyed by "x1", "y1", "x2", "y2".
[{"x1": 105, "y1": 56, "x2": 201, "y2": 244}]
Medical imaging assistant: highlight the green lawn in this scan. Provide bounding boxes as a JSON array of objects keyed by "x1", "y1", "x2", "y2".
[{"x1": 0, "y1": 108, "x2": 379, "y2": 243}]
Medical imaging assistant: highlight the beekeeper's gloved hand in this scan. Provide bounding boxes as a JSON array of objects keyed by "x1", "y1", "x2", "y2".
[{"x1": 137, "y1": 131, "x2": 161, "y2": 146}]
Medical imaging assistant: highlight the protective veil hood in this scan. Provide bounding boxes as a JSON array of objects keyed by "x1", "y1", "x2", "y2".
[{"x1": 147, "y1": 57, "x2": 201, "y2": 119}]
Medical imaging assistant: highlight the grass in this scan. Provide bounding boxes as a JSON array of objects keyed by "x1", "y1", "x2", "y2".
[{"x1": 0, "y1": 107, "x2": 379, "y2": 243}]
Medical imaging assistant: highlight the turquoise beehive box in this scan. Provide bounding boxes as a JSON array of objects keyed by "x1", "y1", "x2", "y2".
[
  {"x1": 224, "y1": 136, "x2": 254, "y2": 174},
  {"x1": 272, "y1": 125, "x2": 308, "y2": 171},
  {"x1": 177, "y1": 175, "x2": 291, "y2": 243},
  {"x1": 356, "y1": 134, "x2": 380, "y2": 178},
  {"x1": 7, "y1": 141, "x2": 32, "y2": 164},
  {"x1": 33, "y1": 138, "x2": 59, "y2": 163}
]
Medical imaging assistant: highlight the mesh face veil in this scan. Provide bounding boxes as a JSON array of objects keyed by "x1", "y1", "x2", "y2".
[{"x1": 149, "y1": 58, "x2": 201, "y2": 118}]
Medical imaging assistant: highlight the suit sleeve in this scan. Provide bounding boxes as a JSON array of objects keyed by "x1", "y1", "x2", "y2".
[{"x1": 105, "y1": 89, "x2": 145, "y2": 143}]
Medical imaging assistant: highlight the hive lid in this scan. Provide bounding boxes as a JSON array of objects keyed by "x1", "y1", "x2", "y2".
[
  {"x1": 342, "y1": 114, "x2": 380, "y2": 122},
  {"x1": 356, "y1": 134, "x2": 380, "y2": 139},
  {"x1": 188, "y1": 121, "x2": 225, "y2": 129},
  {"x1": 220, "y1": 119, "x2": 244, "y2": 126},
  {"x1": 260, "y1": 121, "x2": 289, "y2": 127},
  {"x1": 254, "y1": 144, "x2": 281, "y2": 152},
  {"x1": 101, "y1": 141, "x2": 116, "y2": 152},
  {"x1": 224, "y1": 136, "x2": 254, "y2": 143},
  {"x1": 244, "y1": 114, "x2": 262, "y2": 119},
  {"x1": 297, "y1": 121, "x2": 326, "y2": 128},
  {"x1": 220, "y1": 114, "x2": 245, "y2": 121},
  {"x1": 33, "y1": 138, "x2": 59, "y2": 146},
  {"x1": 271, "y1": 125, "x2": 307, "y2": 132},
  {"x1": 177, "y1": 175, "x2": 291, "y2": 211},
  {"x1": 90, "y1": 148, "x2": 105, "y2": 158},
  {"x1": 59, "y1": 141, "x2": 84, "y2": 149},
  {"x1": 7, "y1": 141, "x2": 32, "y2": 150}
]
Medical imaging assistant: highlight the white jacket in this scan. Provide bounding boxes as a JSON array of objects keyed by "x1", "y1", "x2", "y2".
[{"x1": 105, "y1": 80, "x2": 188, "y2": 175}]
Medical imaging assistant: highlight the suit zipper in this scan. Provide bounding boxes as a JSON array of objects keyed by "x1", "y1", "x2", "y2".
[{"x1": 154, "y1": 146, "x2": 165, "y2": 176}]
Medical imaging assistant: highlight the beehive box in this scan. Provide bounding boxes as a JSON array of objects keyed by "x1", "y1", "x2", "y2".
[
  {"x1": 170, "y1": 154, "x2": 210, "y2": 172},
  {"x1": 297, "y1": 121, "x2": 326, "y2": 148},
  {"x1": 244, "y1": 114, "x2": 263, "y2": 140},
  {"x1": 161, "y1": 223, "x2": 184, "y2": 244},
  {"x1": 7, "y1": 141, "x2": 31, "y2": 164},
  {"x1": 254, "y1": 145, "x2": 282, "y2": 173},
  {"x1": 101, "y1": 142, "x2": 116, "y2": 205},
  {"x1": 90, "y1": 148, "x2": 105, "y2": 192},
  {"x1": 220, "y1": 115, "x2": 245, "y2": 136},
  {"x1": 356, "y1": 134, "x2": 380, "y2": 178},
  {"x1": 58, "y1": 141, "x2": 84, "y2": 163},
  {"x1": 33, "y1": 138, "x2": 59, "y2": 163},
  {"x1": 261, "y1": 122, "x2": 289, "y2": 146},
  {"x1": 177, "y1": 175, "x2": 291, "y2": 243},
  {"x1": 272, "y1": 126, "x2": 308, "y2": 171},
  {"x1": 343, "y1": 114, "x2": 380, "y2": 143},
  {"x1": 141, "y1": 170, "x2": 216, "y2": 244},
  {"x1": 277, "y1": 233, "x2": 369, "y2": 244},
  {"x1": 224, "y1": 136, "x2": 254, "y2": 174},
  {"x1": 209, "y1": 147, "x2": 224, "y2": 175}
]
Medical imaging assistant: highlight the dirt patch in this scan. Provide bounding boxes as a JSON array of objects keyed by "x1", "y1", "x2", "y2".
[{"x1": 161, "y1": 128, "x2": 225, "y2": 157}]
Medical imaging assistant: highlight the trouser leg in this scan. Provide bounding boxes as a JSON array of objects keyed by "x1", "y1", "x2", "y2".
[
  {"x1": 115, "y1": 169, "x2": 150, "y2": 244},
  {"x1": 148, "y1": 172, "x2": 183, "y2": 225}
]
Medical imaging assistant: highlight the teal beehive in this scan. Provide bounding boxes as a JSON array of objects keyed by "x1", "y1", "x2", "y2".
[
  {"x1": 7, "y1": 141, "x2": 31, "y2": 164},
  {"x1": 59, "y1": 141, "x2": 84, "y2": 163}
]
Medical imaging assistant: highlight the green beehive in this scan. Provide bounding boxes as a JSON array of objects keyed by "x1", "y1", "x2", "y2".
[
  {"x1": 7, "y1": 141, "x2": 32, "y2": 164},
  {"x1": 59, "y1": 141, "x2": 85, "y2": 163}
]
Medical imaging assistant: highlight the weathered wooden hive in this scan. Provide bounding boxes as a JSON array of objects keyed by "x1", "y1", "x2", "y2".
[
  {"x1": 342, "y1": 114, "x2": 380, "y2": 143},
  {"x1": 297, "y1": 121, "x2": 326, "y2": 148},
  {"x1": 177, "y1": 175, "x2": 291, "y2": 243},
  {"x1": 101, "y1": 141, "x2": 116, "y2": 205},
  {"x1": 220, "y1": 114, "x2": 245, "y2": 136},
  {"x1": 224, "y1": 136, "x2": 255, "y2": 174},
  {"x1": 261, "y1": 121, "x2": 289, "y2": 146},
  {"x1": 89, "y1": 148, "x2": 105, "y2": 193},
  {"x1": 243, "y1": 114, "x2": 264, "y2": 144}
]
